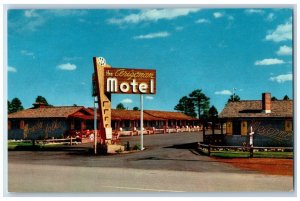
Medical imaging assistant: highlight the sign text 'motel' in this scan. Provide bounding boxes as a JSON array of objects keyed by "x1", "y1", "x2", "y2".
[{"x1": 104, "y1": 68, "x2": 156, "y2": 94}]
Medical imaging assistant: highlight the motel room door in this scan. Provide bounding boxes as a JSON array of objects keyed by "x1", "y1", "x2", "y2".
[{"x1": 232, "y1": 120, "x2": 241, "y2": 135}]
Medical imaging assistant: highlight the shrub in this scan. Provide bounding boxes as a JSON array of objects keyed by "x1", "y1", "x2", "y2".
[
  {"x1": 133, "y1": 143, "x2": 141, "y2": 150},
  {"x1": 115, "y1": 148, "x2": 123, "y2": 154}
]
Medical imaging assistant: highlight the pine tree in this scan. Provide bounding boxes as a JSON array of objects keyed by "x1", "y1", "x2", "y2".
[
  {"x1": 189, "y1": 89, "x2": 210, "y2": 119},
  {"x1": 9, "y1": 98, "x2": 24, "y2": 113},
  {"x1": 174, "y1": 96, "x2": 197, "y2": 118},
  {"x1": 208, "y1": 105, "x2": 218, "y2": 118},
  {"x1": 35, "y1": 95, "x2": 49, "y2": 105},
  {"x1": 227, "y1": 94, "x2": 241, "y2": 103},
  {"x1": 116, "y1": 103, "x2": 126, "y2": 110},
  {"x1": 283, "y1": 95, "x2": 290, "y2": 100}
]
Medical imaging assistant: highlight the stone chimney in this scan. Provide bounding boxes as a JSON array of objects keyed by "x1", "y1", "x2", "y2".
[
  {"x1": 32, "y1": 102, "x2": 47, "y2": 109},
  {"x1": 262, "y1": 93, "x2": 271, "y2": 113}
]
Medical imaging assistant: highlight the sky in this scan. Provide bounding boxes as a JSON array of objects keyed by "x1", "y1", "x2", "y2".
[{"x1": 7, "y1": 7, "x2": 293, "y2": 113}]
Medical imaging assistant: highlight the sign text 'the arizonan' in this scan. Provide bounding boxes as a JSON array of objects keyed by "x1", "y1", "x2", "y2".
[{"x1": 104, "y1": 68, "x2": 156, "y2": 94}]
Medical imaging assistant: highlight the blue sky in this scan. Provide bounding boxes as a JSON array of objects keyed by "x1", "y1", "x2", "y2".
[{"x1": 7, "y1": 8, "x2": 293, "y2": 113}]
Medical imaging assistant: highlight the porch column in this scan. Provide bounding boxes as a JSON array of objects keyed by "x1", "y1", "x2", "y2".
[
  {"x1": 8, "y1": 120, "x2": 11, "y2": 130},
  {"x1": 20, "y1": 120, "x2": 25, "y2": 129},
  {"x1": 81, "y1": 120, "x2": 86, "y2": 131},
  {"x1": 221, "y1": 122, "x2": 224, "y2": 135},
  {"x1": 70, "y1": 119, "x2": 75, "y2": 130}
]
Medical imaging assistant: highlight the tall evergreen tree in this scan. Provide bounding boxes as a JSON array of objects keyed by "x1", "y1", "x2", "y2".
[
  {"x1": 174, "y1": 96, "x2": 197, "y2": 118},
  {"x1": 283, "y1": 95, "x2": 290, "y2": 100},
  {"x1": 9, "y1": 98, "x2": 24, "y2": 113},
  {"x1": 189, "y1": 89, "x2": 210, "y2": 119},
  {"x1": 208, "y1": 105, "x2": 218, "y2": 118},
  {"x1": 8, "y1": 100, "x2": 12, "y2": 113}
]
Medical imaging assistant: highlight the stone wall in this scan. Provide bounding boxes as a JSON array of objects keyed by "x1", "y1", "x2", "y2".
[{"x1": 8, "y1": 119, "x2": 68, "y2": 140}]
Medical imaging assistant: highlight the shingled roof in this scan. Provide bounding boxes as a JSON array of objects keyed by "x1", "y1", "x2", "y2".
[
  {"x1": 8, "y1": 106, "x2": 85, "y2": 119},
  {"x1": 219, "y1": 100, "x2": 293, "y2": 118},
  {"x1": 111, "y1": 109, "x2": 196, "y2": 121},
  {"x1": 8, "y1": 106, "x2": 196, "y2": 121}
]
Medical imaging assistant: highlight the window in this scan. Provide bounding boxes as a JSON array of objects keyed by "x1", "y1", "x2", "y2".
[{"x1": 11, "y1": 120, "x2": 21, "y2": 129}]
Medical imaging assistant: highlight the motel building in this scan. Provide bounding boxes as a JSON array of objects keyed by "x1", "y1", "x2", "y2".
[
  {"x1": 217, "y1": 92, "x2": 293, "y2": 147},
  {"x1": 8, "y1": 102, "x2": 199, "y2": 141}
]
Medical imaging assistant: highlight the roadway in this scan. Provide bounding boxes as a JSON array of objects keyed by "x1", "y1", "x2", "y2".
[{"x1": 7, "y1": 132, "x2": 293, "y2": 194}]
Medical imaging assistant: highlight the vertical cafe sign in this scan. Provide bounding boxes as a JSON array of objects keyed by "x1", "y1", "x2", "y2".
[{"x1": 104, "y1": 68, "x2": 156, "y2": 94}]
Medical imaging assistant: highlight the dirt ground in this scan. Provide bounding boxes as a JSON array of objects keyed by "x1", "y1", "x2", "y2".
[{"x1": 212, "y1": 157, "x2": 293, "y2": 176}]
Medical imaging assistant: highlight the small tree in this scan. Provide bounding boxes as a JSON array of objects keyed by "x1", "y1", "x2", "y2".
[
  {"x1": 35, "y1": 95, "x2": 49, "y2": 105},
  {"x1": 271, "y1": 96, "x2": 278, "y2": 101},
  {"x1": 283, "y1": 95, "x2": 290, "y2": 100},
  {"x1": 227, "y1": 94, "x2": 240, "y2": 103},
  {"x1": 116, "y1": 103, "x2": 126, "y2": 110},
  {"x1": 208, "y1": 105, "x2": 218, "y2": 134},
  {"x1": 133, "y1": 106, "x2": 139, "y2": 111},
  {"x1": 208, "y1": 105, "x2": 218, "y2": 118},
  {"x1": 9, "y1": 98, "x2": 24, "y2": 113}
]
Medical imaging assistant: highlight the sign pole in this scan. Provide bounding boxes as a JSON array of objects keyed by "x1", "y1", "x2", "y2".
[
  {"x1": 140, "y1": 94, "x2": 144, "y2": 150},
  {"x1": 94, "y1": 96, "x2": 97, "y2": 154}
]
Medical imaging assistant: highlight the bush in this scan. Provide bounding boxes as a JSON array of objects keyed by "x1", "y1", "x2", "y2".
[
  {"x1": 133, "y1": 143, "x2": 141, "y2": 150},
  {"x1": 115, "y1": 148, "x2": 123, "y2": 154},
  {"x1": 124, "y1": 141, "x2": 130, "y2": 151}
]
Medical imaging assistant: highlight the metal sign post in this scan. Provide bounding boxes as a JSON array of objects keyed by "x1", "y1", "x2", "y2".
[
  {"x1": 140, "y1": 94, "x2": 144, "y2": 150},
  {"x1": 94, "y1": 96, "x2": 97, "y2": 154}
]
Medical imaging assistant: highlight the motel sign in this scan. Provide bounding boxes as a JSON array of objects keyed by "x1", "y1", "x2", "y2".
[
  {"x1": 93, "y1": 57, "x2": 156, "y2": 148},
  {"x1": 104, "y1": 68, "x2": 156, "y2": 94}
]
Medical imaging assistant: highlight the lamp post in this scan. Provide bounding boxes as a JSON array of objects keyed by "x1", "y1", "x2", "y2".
[{"x1": 140, "y1": 95, "x2": 144, "y2": 150}]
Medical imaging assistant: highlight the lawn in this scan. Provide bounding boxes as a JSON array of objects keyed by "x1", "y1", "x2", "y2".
[
  {"x1": 210, "y1": 150, "x2": 293, "y2": 159},
  {"x1": 8, "y1": 141, "x2": 67, "y2": 150}
]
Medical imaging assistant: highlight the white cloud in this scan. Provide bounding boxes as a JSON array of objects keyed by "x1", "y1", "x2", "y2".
[
  {"x1": 255, "y1": 58, "x2": 285, "y2": 66},
  {"x1": 213, "y1": 12, "x2": 223, "y2": 18},
  {"x1": 21, "y1": 50, "x2": 34, "y2": 57},
  {"x1": 175, "y1": 26, "x2": 184, "y2": 31},
  {"x1": 108, "y1": 8, "x2": 200, "y2": 24},
  {"x1": 24, "y1": 10, "x2": 39, "y2": 18},
  {"x1": 12, "y1": 10, "x2": 88, "y2": 32},
  {"x1": 63, "y1": 56, "x2": 82, "y2": 61},
  {"x1": 215, "y1": 90, "x2": 232, "y2": 95},
  {"x1": 195, "y1": 18, "x2": 210, "y2": 24},
  {"x1": 245, "y1": 9, "x2": 264, "y2": 14},
  {"x1": 276, "y1": 45, "x2": 292, "y2": 56},
  {"x1": 8, "y1": 66, "x2": 17, "y2": 73},
  {"x1": 266, "y1": 13, "x2": 275, "y2": 21},
  {"x1": 227, "y1": 15, "x2": 234, "y2": 20},
  {"x1": 57, "y1": 63, "x2": 77, "y2": 71},
  {"x1": 265, "y1": 20, "x2": 292, "y2": 42},
  {"x1": 47, "y1": 10, "x2": 88, "y2": 17},
  {"x1": 270, "y1": 73, "x2": 292, "y2": 83},
  {"x1": 121, "y1": 98, "x2": 133, "y2": 104},
  {"x1": 145, "y1": 96, "x2": 154, "y2": 100},
  {"x1": 134, "y1": 32, "x2": 170, "y2": 40},
  {"x1": 24, "y1": 17, "x2": 46, "y2": 31}
]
